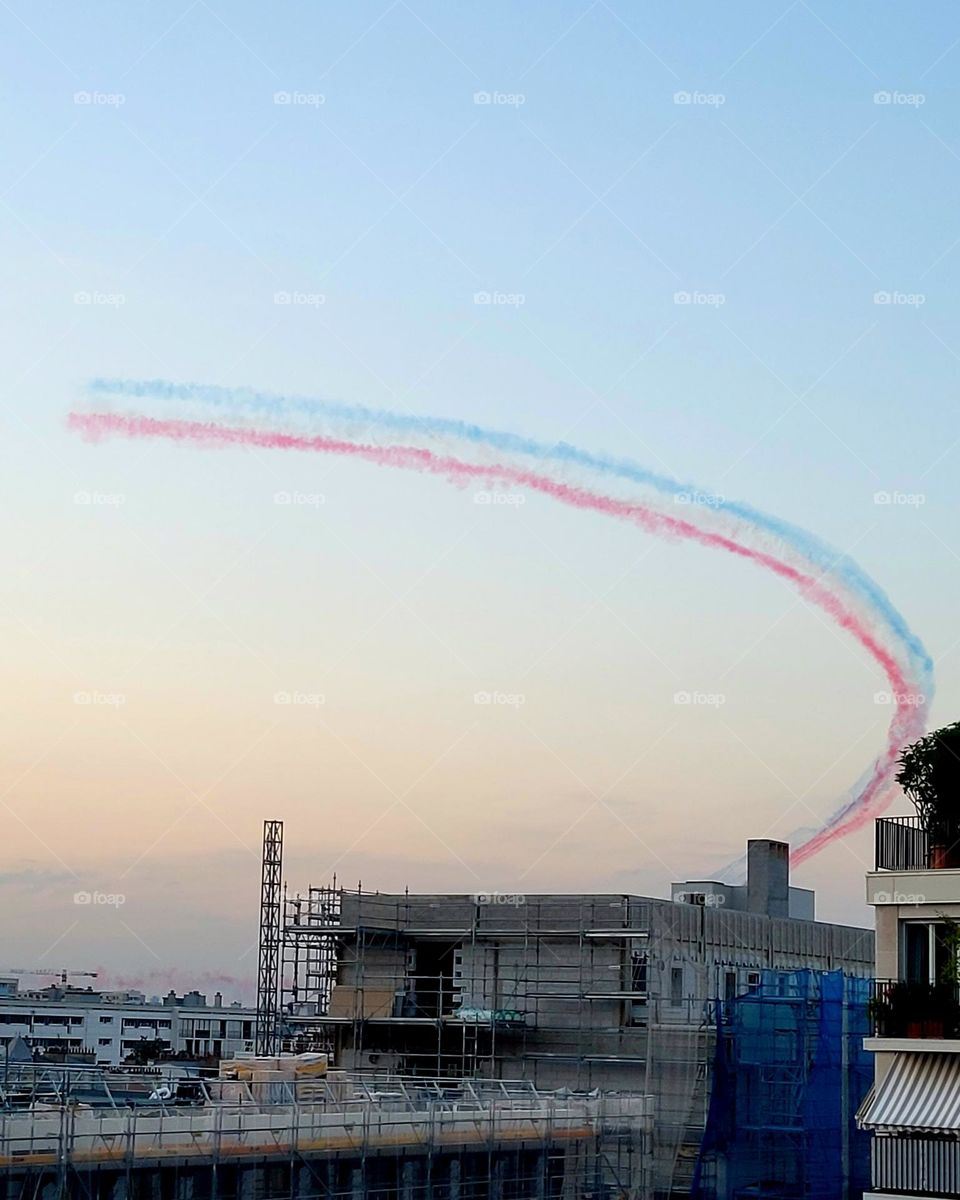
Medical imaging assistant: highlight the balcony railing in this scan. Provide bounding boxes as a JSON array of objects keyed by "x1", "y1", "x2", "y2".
[
  {"x1": 870, "y1": 979, "x2": 960, "y2": 1038},
  {"x1": 874, "y1": 1133, "x2": 960, "y2": 1197},
  {"x1": 876, "y1": 815, "x2": 930, "y2": 871},
  {"x1": 876, "y1": 815, "x2": 960, "y2": 871}
]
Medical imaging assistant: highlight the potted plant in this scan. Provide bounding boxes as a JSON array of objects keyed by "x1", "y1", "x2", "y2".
[
  {"x1": 896, "y1": 723, "x2": 960, "y2": 867},
  {"x1": 868, "y1": 981, "x2": 914, "y2": 1036}
]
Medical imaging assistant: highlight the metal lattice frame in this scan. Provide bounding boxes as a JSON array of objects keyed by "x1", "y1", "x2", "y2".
[{"x1": 255, "y1": 819, "x2": 284, "y2": 1055}]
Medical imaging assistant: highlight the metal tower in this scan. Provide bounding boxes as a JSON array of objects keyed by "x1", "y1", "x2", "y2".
[{"x1": 255, "y1": 819, "x2": 284, "y2": 1055}]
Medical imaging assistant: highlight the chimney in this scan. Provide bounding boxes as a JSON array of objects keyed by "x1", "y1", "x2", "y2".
[{"x1": 746, "y1": 839, "x2": 789, "y2": 918}]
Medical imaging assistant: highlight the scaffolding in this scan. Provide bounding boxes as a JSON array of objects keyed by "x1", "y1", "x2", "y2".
[
  {"x1": 691, "y1": 968, "x2": 873, "y2": 1200},
  {"x1": 274, "y1": 886, "x2": 874, "y2": 1200},
  {"x1": 0, "y1": 1070, "x2": 651, "y2": 1200},
  {"x1": 281, "y1": 881, "x2": 342, "y2": 1056},
  {"x1": 256, "y1": 819, "x2": 284, "y2": 1055},
  {"x1": 280, "y1": 891, "x2": 657, "y2": 1087}
]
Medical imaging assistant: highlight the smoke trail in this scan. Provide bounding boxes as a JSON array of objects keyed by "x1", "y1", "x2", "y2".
[
  {"x1": 80, "y1": 379, "x2": 935, "y2": 846},
  {"x1": 67, "y1": 409, "x2": 929, "y2": 861},
  {"x1": 95, "y1": 966, "x2": 253, "y2": 1002},
  {"x1": 84, "y1": 378, "x2": 934, "y2": 689}
]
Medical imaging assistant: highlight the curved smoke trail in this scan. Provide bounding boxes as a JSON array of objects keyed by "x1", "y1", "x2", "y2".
[
  {"x1": 68, "y1": 394, "x2": 931, "y2": 865},
  {"x1": 84, "y1": 379, "x2": 934, "y2": 690}
]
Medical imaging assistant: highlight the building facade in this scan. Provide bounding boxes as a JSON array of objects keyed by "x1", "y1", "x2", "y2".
[
  {"x1": 283, "y1": 840, "x2": 874, "y2": 1198},
  {"x1": 860, "y1": 814, "x2": 960, "y2": 1199},
  {"x1": 0, "y1": 984, "x2": 256, "y2": 1066}
]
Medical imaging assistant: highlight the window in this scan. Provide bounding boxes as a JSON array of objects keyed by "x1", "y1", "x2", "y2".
[
  {"x1": 98, "y1": 1038, "x2": 112, "y2": 1046},
  {"x1": 724, "y1": 971, "x2": 737, "y2": 1002},
  {"x1": 99, "y1": 1016, "x2": 113, "y2": 1024},
  {"x1": 903, "y1": 921, "x2": 953, "y2": 985},
  {"x1": 670, "y1": 967, "x2": 683, "y2": 1007}
]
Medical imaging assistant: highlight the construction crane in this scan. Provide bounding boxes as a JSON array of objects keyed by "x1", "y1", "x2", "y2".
[{"x1": 5, "y1": 968, "x2": 98, "y2": 986}]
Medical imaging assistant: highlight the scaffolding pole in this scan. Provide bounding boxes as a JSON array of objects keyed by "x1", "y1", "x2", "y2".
[{"x1": 256, "y1": 818, "x2": 284, "y2": 1055}]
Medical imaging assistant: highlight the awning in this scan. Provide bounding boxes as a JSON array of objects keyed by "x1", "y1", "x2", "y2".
[{"x1": 858, "y1": 1053, "x2": 960, "y2": 1131}]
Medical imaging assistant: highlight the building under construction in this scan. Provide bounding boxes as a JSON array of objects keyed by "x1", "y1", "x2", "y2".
[
  {"x1": 260, "y1": 831, "x2": 875, "y2": 1198},
  {"x1": 0, "y1": 1065, "x2": 649, "y2": 1200}
]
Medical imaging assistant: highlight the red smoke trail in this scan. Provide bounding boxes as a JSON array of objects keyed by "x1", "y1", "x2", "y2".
[{"x1": 68, "y1": 410, "x2": 922, "y2": 862}]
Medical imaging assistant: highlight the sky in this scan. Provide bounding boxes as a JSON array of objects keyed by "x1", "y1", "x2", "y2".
[{"x1": 2, "y1": 0, "x2": 959, "y2": 997}]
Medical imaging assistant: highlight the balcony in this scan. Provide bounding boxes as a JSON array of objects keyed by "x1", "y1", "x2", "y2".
[
  {"x1": 876, "y1": 816, "x2": 930, "y2": 871},
  {"x1": 870, "y1": 979, "x2": 960, "y2": 1039},
  {"x1": 873, "y1": 1134, "x2": 960, "y2": 1197},
  {"x1": 874, "y1": 815, "x2": 960, "y2": 872}
]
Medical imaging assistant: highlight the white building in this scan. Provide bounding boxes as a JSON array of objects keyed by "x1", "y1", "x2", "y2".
[
  {"x1": 859, "y1": 814, "x2": 960, "y2": 1198},
  {"x1": 0, "y1": 982, "x2": 256, "y2": 1066}
]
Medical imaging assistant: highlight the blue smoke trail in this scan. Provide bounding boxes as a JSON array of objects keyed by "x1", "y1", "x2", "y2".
[{"x1": 87, "y1": 377, "x2": 934, "y2": 694}]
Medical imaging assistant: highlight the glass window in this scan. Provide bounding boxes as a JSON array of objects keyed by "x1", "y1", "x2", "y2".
[
  {"x1": 903, "y1": 921, "x2": 957, "y2": 985},
  {"x1": 904, "y1": 922, "x2": 929, "y2": 984},
  {"x1": 670, "y1": 967, "x2": 683, "y2": 1007}
]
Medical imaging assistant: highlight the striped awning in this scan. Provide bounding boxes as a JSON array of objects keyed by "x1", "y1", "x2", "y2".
[{"x1": 858, "y1": 1053, "x2": 960, "y2": 1131}]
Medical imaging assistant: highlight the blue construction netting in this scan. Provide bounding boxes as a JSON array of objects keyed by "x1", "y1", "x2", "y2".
[{"x1": 692, "y1": 968, "x2": 873, "y2": 1200}]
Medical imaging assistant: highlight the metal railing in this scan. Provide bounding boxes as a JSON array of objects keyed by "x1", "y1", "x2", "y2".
[
  {"x1": 0, "y1": 1073, "x2": 652, "y2": 1170},
  {"x1": 870, "y1": 979, "x2": 960, "y2": 1038},
  {"x1": 874, "y1": 1133, "x2": 960, "y2": 1196},
  {"x1": 875, "y1": 815, "x2": 960, "y2": 871},
  {"x1": 876, "y1": 816, "x2": 931, "y2": 871}
]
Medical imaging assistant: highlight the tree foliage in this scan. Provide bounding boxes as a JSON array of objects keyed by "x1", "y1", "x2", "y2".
[{"x1": 896, "y1": 722, "x2": 960, "y2": 837}]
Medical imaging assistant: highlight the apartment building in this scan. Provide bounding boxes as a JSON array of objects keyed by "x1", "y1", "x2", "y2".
[
  {"x1": 859, "y1": 815, "x2": 960, "y2": 1198},
  {"x1": 0, "y1": 984, "x2": 256, "y2": 1066}
]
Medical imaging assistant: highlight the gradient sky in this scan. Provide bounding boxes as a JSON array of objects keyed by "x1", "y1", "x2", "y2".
[{"x1": 2, "y1": 1, "x2": 959, "y2": 996}]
